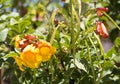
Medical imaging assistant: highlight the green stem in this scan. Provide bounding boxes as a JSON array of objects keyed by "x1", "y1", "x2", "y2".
[
  {"x1": 70, "y1": 0, "x2": 75, "y2": 62},
  {"x1": 33, "y1": 69, "x2": 36, "y2": 84},
  {"x1": 103, "y1": 12, "x2": 120, "y2": 30},
  {"x1": 94, "y1": 32, "x2": 104, "y2": 56},
  {"x1": 77, "y1": 0, "x2": 81, "y2": 16},
  {"x1": 49, "y1": 8, "x2": 58, "y2": 42},
  {"x1": 49, "y1": 26, "x2": 59, "y2": 84},
  {"x1": 73, "y1": 6, "x2": 81, "y2": 42},
  {"x1": 94, "y1": 32, "x2": 105, "y2": 84},
  {"x1": 50, "y1": 25, "x2": 59, "y2": 44},
  {"x1": 88, "y1": 36, "x2": 99, "y2": 56},
  {"x1": 85, "y1": 40, "x2": 96, "y2": 84},
  {"x1": 50, "y1": 57, "x2": 54, "y2": 84}
]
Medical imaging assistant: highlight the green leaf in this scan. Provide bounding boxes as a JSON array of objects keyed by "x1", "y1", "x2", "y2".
[
  {"x1": 10, "y1": 18, "x2": 18, "y2": 25},
  {"x1": 47, "y1": 2, "x2": 58, "y2": 12},
  {"x1": 0, "y1": 28, "x2": 9, "y2": 42},
  {"x1": 114, "y1": 37, "x2": 120, "y2": 47},
  {"x1": 113, "y1": 56, "x2": 120, "y2": 63},
  {"x1": 0, "y1": 22, "x2": 7, "y2": 31},
  {"x1": 3, "y1": 51, "x2": 18, "y2": 58},
  {"x1": 103, "y1": 61, "x2": 114, "y2": 69},
  {"x1": 106, "y1": 46, "x2": 118, "y2": 59},
  {"x1": 74, "y1": 59, "x2": 87, "y2": 72},
  {"x1": 102, "y1": 70, "x2": 112, "y2": 78},
  {"x1": 0, "y1": 15, "x2": 7, "y2": 20},
  {"x1": 0, "y1": 12, "x2": 19, "y2": 20},
  {"x1": 18, "y1": 19, "x2": 31, "y2": 33}
]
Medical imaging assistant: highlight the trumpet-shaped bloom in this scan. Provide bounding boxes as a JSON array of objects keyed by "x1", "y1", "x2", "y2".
[
  {"x1": 14, "y1": 44, "x2": 42, "y2": 71},
  {"x1": 13, "y1": 37, "x2": 56, "y2": 71},
  {"x1": 96, "y1": 21, "x2": 109, "y2": 38},
  {"x1": 20, "y1": 45, "x2": 42, "y2": 68},
  {"x1": 13, "y1": 56, "x2": 24, "y2": 71},
  {"x1": 38, "y1": 40, "x2": 56, "y2": 62}
]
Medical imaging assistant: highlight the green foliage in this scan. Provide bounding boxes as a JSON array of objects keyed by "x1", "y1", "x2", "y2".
[
  {"x1": 3, "y1": 51, "x2": 18, "y2": 58},
  {"x1": 115, "y1": 37, "x2": 120, "y2": 47},
  {"x1": 0, "y1": 28, "x2": 8, "y2": 42}
]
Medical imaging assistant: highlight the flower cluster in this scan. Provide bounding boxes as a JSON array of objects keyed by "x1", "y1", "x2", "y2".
[{"x1": 14, "y1": 34, "x2": 56, "y2": 71}]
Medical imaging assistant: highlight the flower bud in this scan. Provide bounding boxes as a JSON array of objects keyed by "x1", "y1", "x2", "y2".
[
  {"x1": 96, "y1": 7, "x2": 108, "y2": 17},
  {"x1": 96, "y1": 21, "x2": 109, "y2": 38},
  {"x1": 96, "y1": 8, "x2": 108, "y2": 12}
]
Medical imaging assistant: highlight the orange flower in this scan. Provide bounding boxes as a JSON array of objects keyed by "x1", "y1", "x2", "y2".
[
  {"x1": 96, "y1": 21, "x2": 109, "y2": 38},
  {"x1": 20, "y1": 44, "x2": 42, "y2": 68},
  {"x1": 37, "y1": 40, "x2": 56, "y2": 62},
  {"x1": 13, "y1": 44, "x2": 42, "y2": 71},
  {"x1": 13, "y1": 56, "x2": 24, "y2": 71},
  {"x1": 13, "y1": 34, "x2": 56, "y2": 71}
]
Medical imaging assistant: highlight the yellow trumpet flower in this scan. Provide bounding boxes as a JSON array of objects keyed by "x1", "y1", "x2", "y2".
[
  {"x1": 38, "y1": 40, "x2": 56, "y2": 62},
  {"x1": 13, "y1": 39, "x2": 56, "y2": 71}
]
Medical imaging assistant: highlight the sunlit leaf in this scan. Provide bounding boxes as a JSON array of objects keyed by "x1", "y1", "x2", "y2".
[
  {"x1": 0, "y1": 28, "x2": 8, "y2": 42},
  {"x1": 10, "y1": 18, "x2": 18, "y2": 25},
  {"x1": 74, "y1": 59, "x2": 87, "y2": 72},
  {"x1": 3, "y1": 51, "x2": 18, "y2": 58}
]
